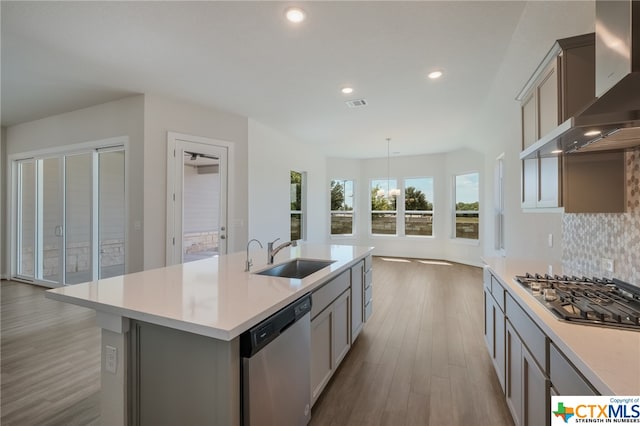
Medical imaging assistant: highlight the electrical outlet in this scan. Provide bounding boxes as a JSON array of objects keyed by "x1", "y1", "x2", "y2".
[
  {"x1": 548, "y1": 233, "x2": 553, "y2": 248},
  {"x1": 105, "y1": 345, "x2": 117, "y2": 374},
  {"x1": 602, "y1": 258, "x2": 614, "y2": 274}
]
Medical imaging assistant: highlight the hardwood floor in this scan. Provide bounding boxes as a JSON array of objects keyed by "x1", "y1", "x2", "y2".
[
  {"x1": 1, "y1": 280, "x2": 101, "y2": 425},
  {"x1": 1, "y1": 257, "x2": 513, "y2": 426},
  {"x1": 310, "y1": 257, "x2": 514, "y2": 426}
]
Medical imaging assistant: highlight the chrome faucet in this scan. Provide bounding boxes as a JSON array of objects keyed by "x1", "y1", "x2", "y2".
[
  {"x1": 245, "y1": 239, "x2": 263, "y2": 272},
  {"x1": 267, "y1": 238, "x2": 297, "y2": 264}
]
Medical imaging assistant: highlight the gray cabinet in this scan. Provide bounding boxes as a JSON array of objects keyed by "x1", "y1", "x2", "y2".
[
  {"x1": 505, "y1": 293, "x2": 549, "y2": 426},
  {"x1": 550, "y1": 343, "x2": 597, "y2": 396},
  {"x1": 332, "y1": 290, "x2": 351, "y2": 368},
  {"x1": 483, "y1": 268, "x2": 506, "y2": 392},
  {"x1": 310, "y1": 256, "x2": 372, "y2": 406},
  {"x1": 310, "y1": 270, "x2": 352, "y2": 406},
  {"x1": 311, "y1": 306, "x2": 333, "y2": 405},
  {"x1": 364, "y1": 257, "x2": 373, "y2": 322},
  {"x1": 518, "y1": 33, "x2": 595, "y2": 210},
  {"x1": 506, "y1": 321, "x2": 549, "y2": 426},
  {"x1": 484, "y1": 266, "x2": 599, "y2": 426},
  {"x1": 351, "y1": 260, "x2": 364, "y2": 342}
]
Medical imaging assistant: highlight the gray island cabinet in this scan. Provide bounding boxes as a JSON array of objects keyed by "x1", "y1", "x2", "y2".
[{"x1": 47, "y1": 244, "x2": 373, "y2": 426}]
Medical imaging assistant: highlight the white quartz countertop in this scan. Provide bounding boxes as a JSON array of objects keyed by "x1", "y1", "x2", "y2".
[
  {"x1": 483, "y1": 256, "x2": 640, "y2": 395},
  {"x1": 46, "y1": 244, "x2": 373, "y2": 341}
]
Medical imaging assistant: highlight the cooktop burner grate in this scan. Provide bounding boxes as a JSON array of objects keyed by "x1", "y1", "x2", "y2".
[{"x1": 514, "y1": 273, "x2": 640, "y2": 330}]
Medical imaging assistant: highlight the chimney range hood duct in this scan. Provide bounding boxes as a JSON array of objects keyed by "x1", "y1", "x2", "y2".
[{"x1": 521, "y1": 0, "x2": 640, "y2": 160}]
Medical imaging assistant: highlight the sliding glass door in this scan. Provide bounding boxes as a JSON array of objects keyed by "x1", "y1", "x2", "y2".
[
  {"x1": 17, "y1": 160, "x2": 36, "y2": 280},
  {"x1": 64, "y1": 153, "x2": 93, "y2": 285},
  {"x1": 98, "y1": 149, "x2": 126, "y2": 279},
  {"x1": 41, "y1": 157, "x2": 63, "y2": 284},
  {"x1": 12, "y1": 146, "x2": 126, "y2": 287}
]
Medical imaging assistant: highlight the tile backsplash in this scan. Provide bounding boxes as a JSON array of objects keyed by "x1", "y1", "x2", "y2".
[{"x1": 562, "y1": 148, "x2": 640, "y2": 284}]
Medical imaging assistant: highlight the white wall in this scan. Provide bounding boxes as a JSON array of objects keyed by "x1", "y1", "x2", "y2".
[
  {"x1": 328, "y1": 148, "x2": 484, "y2": 266},
  {"x1": 143, "y1": 94, "x2": 249, "y2": 267},
  {"x1": 478, "y1": 1, "x2": 595, "y2": 263},
  {"x1": 248, "y1": 119, "x2": 328, "y2": 247},
  {"x1": 3, "y1": 95, "x2": 145, "y2": 274}
]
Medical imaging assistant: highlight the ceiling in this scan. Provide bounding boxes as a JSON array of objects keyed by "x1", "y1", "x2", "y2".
[{"x1": 1, "y1": 1, "x2": 528, "y2": 158}]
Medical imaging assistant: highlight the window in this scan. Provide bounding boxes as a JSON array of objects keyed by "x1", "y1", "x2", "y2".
[
  {"x1": 370, "y1": 179, "x2": 398, "y2": 235},
  {"x1": 495, "y1": 155, "x2": 505, "y2": 252},
  {"x1": 454, "y1": 172, "x2": 480, "y2": 240},
  {"x1": 404, "y1": 177, "x2": 434, "y2": 236},
  {"x1": 290, "y1": 171, "x2": 305, "y2": 241},
  {"x1": 330, "y1": 179, "x2": 354, "y2": 235}
]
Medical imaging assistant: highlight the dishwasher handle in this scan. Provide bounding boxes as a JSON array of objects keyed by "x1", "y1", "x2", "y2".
[{"x1": 240, "y1": 294, "x2": 311, "y2": 358}]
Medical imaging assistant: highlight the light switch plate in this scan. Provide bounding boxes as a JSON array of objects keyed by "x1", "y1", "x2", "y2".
[{"x1": 548, "y1": 233, "x2": 553, "y2": 248}]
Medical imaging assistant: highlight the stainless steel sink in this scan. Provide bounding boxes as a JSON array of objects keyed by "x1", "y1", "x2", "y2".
[{"x1": 256, "y1": 259, "x2": 335, "y2": 279}]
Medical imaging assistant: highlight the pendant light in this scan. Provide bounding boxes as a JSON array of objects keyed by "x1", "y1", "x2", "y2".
[{"x1": 385, "y1": 138, "x2": 398, "y2": 202}]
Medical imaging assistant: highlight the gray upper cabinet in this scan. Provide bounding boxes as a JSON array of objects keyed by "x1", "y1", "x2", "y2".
[{"x1": 518, "y1": 34, "x2": 595, "y2": 210}]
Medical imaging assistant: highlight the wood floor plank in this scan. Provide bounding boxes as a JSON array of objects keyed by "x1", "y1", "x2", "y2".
[
  {"x1": 1, "y1": 280, "x2": 101, "y2": 426},
  {"x1": 311, "y1": 257, "x2": 515, "y2": 426}
]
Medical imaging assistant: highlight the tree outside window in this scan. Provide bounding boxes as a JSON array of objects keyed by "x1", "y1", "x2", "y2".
[
  {"x1": 404, "y1": 177, "x2": 434, "y2": 236},
  {"x1": 454, "y1": 172, "x2": 479, "y2": 240},
  {"x1": 291, "y1": 171, "x2": 304, "y2": 240},
  {"x1": 371, "y1": 179, "x2": 398, "y2": 235},
  {"x1": 330, "y1": 179, "x2": 354, "y2": 235}
]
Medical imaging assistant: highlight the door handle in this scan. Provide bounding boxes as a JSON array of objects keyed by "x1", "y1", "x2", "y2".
[{"x1": 55, "y1": 225, "x2": 63, "y2": 237}]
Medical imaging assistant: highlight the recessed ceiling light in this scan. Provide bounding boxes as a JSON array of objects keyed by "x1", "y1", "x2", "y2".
[
  {"x1": 584, "y1": 130, "x2": 601, "y2": 137},
  {"x1": 341, "y1": 87, "x2": 353, "y2": 94},
  {"x1": 285, "y1": 7, "x2": 306, "y2": 23},
  {"x1": 428, "y1": 70, "x2": 443, "y2": 79}
]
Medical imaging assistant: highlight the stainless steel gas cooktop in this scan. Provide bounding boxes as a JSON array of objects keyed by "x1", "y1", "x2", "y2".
[{"x1": 514, "y1": 274, "x2": 640, "y2": 331}]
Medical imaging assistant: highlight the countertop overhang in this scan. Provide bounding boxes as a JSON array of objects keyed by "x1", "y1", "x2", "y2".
[
  {"x1": 46, "y1": 244, "x2": 373, "y2": 341},
  {"x1": 483, "y1": 256, "x2": 640, "y2": 395}
]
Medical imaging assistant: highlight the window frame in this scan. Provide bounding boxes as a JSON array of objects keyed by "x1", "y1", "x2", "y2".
[
  {"x1": 453, "y1": 171, "x2": 480, "y2": 241},
  {"x1": 403, "y1": 176, "x2": 435, "y2": 238},
  {"x1": 330, "y1": 178, "x2": 356, "y2": 237},
  {"x1": 290, "y1": 170, "x2": 306, "y2": 241},
  {"x1": 369, "y1": 176, "x2": 435, "y2": 238}
]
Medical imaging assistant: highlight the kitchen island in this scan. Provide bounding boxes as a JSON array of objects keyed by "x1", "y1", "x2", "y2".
[
  {"x1": 46, "y1": 244, "x2": 373, "y2": 426},
  {"x1": 483, "y1": 257, "x2": 640, "y2": 426}
]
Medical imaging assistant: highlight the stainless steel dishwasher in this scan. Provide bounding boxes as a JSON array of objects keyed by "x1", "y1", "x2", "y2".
[{"x1": 240, "y1": 294, "x2": 312, "y2": 426}]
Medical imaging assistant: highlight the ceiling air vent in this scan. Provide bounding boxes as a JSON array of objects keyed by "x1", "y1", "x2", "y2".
[{"x1": 345, "y1": 99, "x2": 368, "y2": 108}]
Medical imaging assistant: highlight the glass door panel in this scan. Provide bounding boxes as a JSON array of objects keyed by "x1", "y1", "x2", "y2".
[
  {"x1": 17, "y1": 160, "x2": 36, "y2": 279},
  {"x1": 41, "y1": 157, "x2": 63, "y2": 284},
  {"x1": 182, "y1": 152, "x2": 220, "y2": 263},
  {"x1": 98, "y1": 150, "x2": 126, "y2": 279},
  {"x1": 65, "y1": 153, "x2": 93, "y2": 284}
]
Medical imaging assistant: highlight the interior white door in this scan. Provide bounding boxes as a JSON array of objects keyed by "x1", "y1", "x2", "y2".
[{"x1": 167, "y1": 134, "x2": 229, "y2": 265}]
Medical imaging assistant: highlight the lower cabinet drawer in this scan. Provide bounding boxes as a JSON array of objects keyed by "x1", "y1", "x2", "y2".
[
  {"x1": 364, "y1": 300, "x2": 373, "y2": 321},
  {"x1": 550, "y1": 343, "x2": 597, "y2": 396},
  {"x1": 364, "y1": 255, "x2": 373, "y2": 273},
  {"x1": 506, "y1": 294, "x2": 547, "y2": 371},
  {"x1": 311, "y1": 270, "x2": 350, "y2": 319},
  {"x1": 364, "y1": 284, "x2": 373, "y2": 305}
]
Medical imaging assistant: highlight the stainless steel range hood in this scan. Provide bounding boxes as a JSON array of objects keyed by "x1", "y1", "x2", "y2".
[{"x1": 521, "y1": 0, "x2": 640, "y2": 160}]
